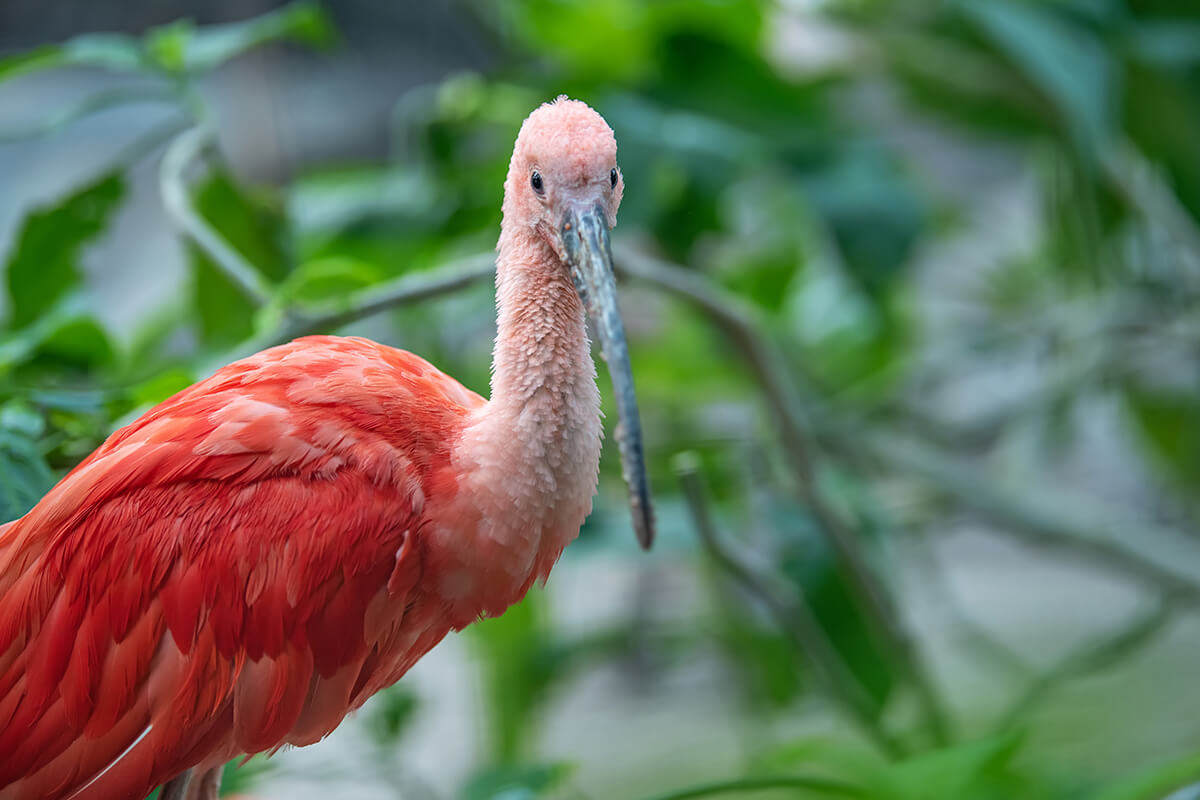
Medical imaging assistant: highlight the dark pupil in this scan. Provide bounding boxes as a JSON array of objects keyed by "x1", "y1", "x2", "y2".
[
  {"x1": 610, "y1": 168, "x2": 618, "y2": 188},
  {"x1": 531, "y1": 171, "x2": 543, "y2": 192}
]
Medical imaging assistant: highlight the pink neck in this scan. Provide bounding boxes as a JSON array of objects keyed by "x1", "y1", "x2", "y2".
[
  {"x1": 464, "y1": 227, "x2": 603, "y2": 523},
  {"x1": 490, "y1": 232, "x2": 593, "y2": 409},
  {"x1": 429, "y1": 223, "x2": 603, "y2": 618}
]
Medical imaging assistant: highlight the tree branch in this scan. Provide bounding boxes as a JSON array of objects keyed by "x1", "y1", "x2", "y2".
[
  {"x1": 159, "y1": 125, "x2": 275, "y2": 307},
  {"x1": 909, "y1": 525, "x2": 1033, "y2": 680},
  {"x1": 210, "y1": 253, "x2": 497, "y2": 370},
  {"x1": 288, "y1": 253, "x2": 497, "y2": 338},
  {"x1": 995, "y1": 595, "x2": 1175, "y2": 730}
]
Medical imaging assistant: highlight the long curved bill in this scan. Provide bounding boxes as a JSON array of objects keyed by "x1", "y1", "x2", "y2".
[{"x1": 563, "y1": 204, "x2": 655, "y2": 550}]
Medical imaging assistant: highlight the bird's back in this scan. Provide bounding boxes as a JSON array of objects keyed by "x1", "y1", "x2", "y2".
[{"x1": 0, "y1": 336, "x2": 484, "y2": 800}]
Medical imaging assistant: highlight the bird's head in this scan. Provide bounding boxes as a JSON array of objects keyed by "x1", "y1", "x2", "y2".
[
  {"x1": 503, "y1": 95, "x2": 623, "y2": 253},
  {"x1": 502, "y1": 97, "x2": 653, "y2": 550}
]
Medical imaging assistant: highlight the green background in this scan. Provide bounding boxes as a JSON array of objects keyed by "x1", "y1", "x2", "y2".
[{"x1": 2, "y1": 1, "x2": 1200, "y2": 798}]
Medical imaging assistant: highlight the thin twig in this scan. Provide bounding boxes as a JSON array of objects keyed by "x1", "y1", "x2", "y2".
[
  {"x1": 995, "y1": 595, "x2": 1175, "y2": 731},
  {"x1": 903, "y1": 520, "x2": 1033, "y2": 681},
  {"x1": 159, "y1": 125, "x2": 275, "y2": 306},
  {"x1": 290, "y1": 253, "x2": 497, "y2": 337},
  {"x1": 676, "y1": 454, "x2": 903, "y2": 758},
  {"x1": 616, "y1": 245, "x2": 950, "y2": 745},
  {"x1": 211, "y1": 254, "x2": 497, "y2": 370}
]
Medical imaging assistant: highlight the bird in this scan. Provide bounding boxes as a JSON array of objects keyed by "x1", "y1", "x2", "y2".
[{"x1": 0, "y1": 96, "x2": 654, "y2": 800}]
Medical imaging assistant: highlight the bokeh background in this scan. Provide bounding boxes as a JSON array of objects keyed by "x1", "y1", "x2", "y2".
[{"x1": 2, "y1": 1, "x2": 1200, "y2": 798}]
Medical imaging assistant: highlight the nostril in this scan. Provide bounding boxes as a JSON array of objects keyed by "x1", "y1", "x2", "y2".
[{"x1": 562, "y1": 217, "x2": 584, "y2": 244}]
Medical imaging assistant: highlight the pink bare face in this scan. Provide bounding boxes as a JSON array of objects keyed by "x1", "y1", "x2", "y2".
[{"x1": 503, "y1": 96, "x2": 624, "y2": 260}]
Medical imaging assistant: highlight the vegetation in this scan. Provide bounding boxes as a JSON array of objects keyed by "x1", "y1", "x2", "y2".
[{"x1": 2, "y1": 0, "x2": 1200, "y2": 797}]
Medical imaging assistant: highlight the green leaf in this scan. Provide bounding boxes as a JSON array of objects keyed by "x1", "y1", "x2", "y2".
[
  {"x1": 500, "y1": 0, "x2": 656, "y2": 82},
  {"x1": 749, "y1": 736, "x2": 884, "y2": 779},
  {"x1": 0, "y1": 401, "x2": 44, "y2": 439},
  {"x1": 1124, "y1": 388, "x2": 1200, "y2": 488},
  {"x1": 957, "y1": 0, "x2": 1117, "y2": 151},
  {"x1": 186, "y1": 170, "x2": 289, "y2": 347},
  {"x1": 1129, "y1": 21, "x2": 1200, "y2": 70},
  {"x1": 144, "y1": 21, "x2": 191, "y2": 74},
  {"x1": 4, "y1": 171, "x2": 125, "y2": 329},
  {"x1": 220, "y1": 755, "x2": 272, "y2": 796},
  {"x1": 37, "y1": 317, "x2": 114, "y2": 368},
  {"x1": 141, "y1": 754, "x2": 271, "y2": 799},
  {"x1": 863, "y1": 733, "x2": 1026, "y2": 800},
  {"x1": 883, "y1": 734, "x2": 1022, "y2": 796},
  {"x1": 364, "y1": 685, "x2": 419, "y2": 744},
  {"x1": 710, "y1": 174, "x2": 809, "y2": 314},
  {"x1": 145, "y1": 1, "x2": 337, "y2": 74},
  {"x1": 461, "y1": 763, "x2": 573, "y2": 800},
  {"x1": 0, "y1": 295, "x2": 116, "y2": 373},
  {"x1": 289, "y1": 166, "x2": 443, "y2": 236},
  {"x1": 801, "y1": 145, "x2": 927, "y2": 300},
  {"x1": 1094, "y1": 750, "x2": 1200, "y2": 800},
  {"x1": 0, "y1": 34, "x2": 145, "y2": 83},
  {"x1": 718, "y1": 619, "x2": 805, "y2": 709},
  {"x1": 28, "y1": 387, "x2": 109, "y2": 416},
  {"x1": 498, "y1": 0, "x2": 762, "y2": 83},
  {"x1": 747, "y1": 738, "x2": 1042, "y2": 800},
  {"x1": 1123, "y1": 59, "x2": 1200, "y2": 222},
  {"x1": 775, "y1": 501, "x2": 894, "y2": 718},
  {"x1": 639, "y1": 775, "x2": 867, "y2": 800},
  {"x1": 0, "y1": 405, "x2": 57, "y2": 522},
  {"x1": 128, "y1": 368, "x2": 196, "y2": 409},
  {"x1": 468, "y1": 591, "x2": 563, "y2": 763},
  {"x1": 280, "y1": 257, "x2": 382, "y2": 306}
]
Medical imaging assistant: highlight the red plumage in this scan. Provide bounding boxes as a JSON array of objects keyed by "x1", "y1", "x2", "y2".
[{"x1": 0, "y1": 337, "x2": 481, "y2": 799}]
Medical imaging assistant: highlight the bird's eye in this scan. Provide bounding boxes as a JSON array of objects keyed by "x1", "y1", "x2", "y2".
[
  {"x1": 531, "y1": 170, "x2": 544, "y2": 194},
  {"x1": 610, "y1": 168, "x2": 619, "y2": 189}
]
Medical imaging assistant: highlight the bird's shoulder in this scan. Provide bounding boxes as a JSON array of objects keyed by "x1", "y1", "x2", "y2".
[
  {"x1": 247, "y1": 334, "x2": 487, "y2": 417},
  {"x1": 141, "y1": 334, "x2": 485, "y2": 446}
]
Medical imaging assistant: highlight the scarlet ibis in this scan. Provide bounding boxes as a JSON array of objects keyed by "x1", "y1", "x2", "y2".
[{"x1": 0, "y1": 97, "x2": 653, "y2": 800}]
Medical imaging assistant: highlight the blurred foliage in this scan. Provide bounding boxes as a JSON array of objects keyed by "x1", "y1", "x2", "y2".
[
  {"x1": 2, "y1": 0, "x2": 1200, "y2": 798},
  {"x1": 470, "y1": 588, "x2": 560, "y2": 764},
  {"x1": 188, "y1": 169, "x2": 290, "y2": 346}
]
